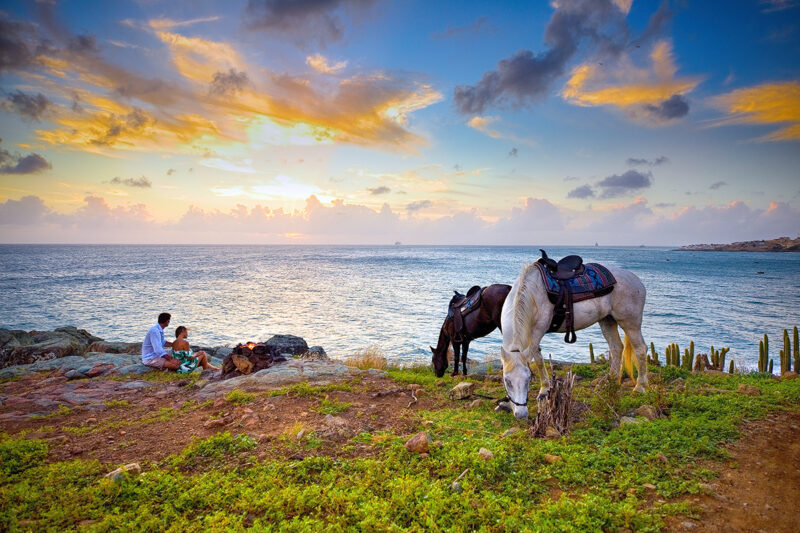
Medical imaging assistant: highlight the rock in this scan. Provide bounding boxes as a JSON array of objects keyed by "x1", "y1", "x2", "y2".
[
  {"x1": 264, "y1": 335, "x2": 308, "y2": 357},
  {"x1": 670, "y1": 378, "x2": 685, "y2": 391},
  {"x1": 85, "y1": 341, "x2": 141, "y2": 354},
  {"x1": 501, "y1": 427, "x2": 519, "y2": 439},
  {"x1": 680, "y1": 521, "x2": 697, "y2": 530},
  {"x1": 298, "y1": 346, "x2": 328, "y2": 360},
  {"x1": 105, "y1": 463, "x2": 141, "y2": 482},
  {"x1": 634, "y1": 404, "x2": 659, "y2": 420},
  {"x1": 204, "y1": 418, "x2": 227, "y2": 429},
  {"x1": 544, "y1": 454, "x2": 562, "y2": 464},
  {"x1": 64, "y1": 369, "x2": 86, "y2": 380},
  {"x1": 231, "y1": 354, "x2": 254, "y2": 375},
  {"x1": 408, "y1": 383, "x2": 422, "y2": 391},
  {"x1": 468, "y1": 399, "x2": 483, "y2": 408},
  {"x1": 451, "y1": 481, "x2": 463, "y2": 493},
  {"x1": 1, "y1": 327, "x2": 102, "y2": 368},
  {"x1": 86, "y1": 363, "x2": 116, "y2": 377},
  {"x1": 545, "y1": 426, "x2": 561, "y2": 439},
  {"x1": 323, "y1": 414, "x2": 348, "y2": 429},
  {"x1": 84, "y1": 417, "x2": 98, "y2": 425},
  {"x1": 705, "y1": 369, "x2": 726, "y2": 376},
  {"x1": 404, "y1": 432, "x2": 430, "y2": 454},
  {"x1": 478, "y1": 448, "x2": 493, "y2": 461},
  {"x1": 657, "y1": 453, "x2": 668, "y2": 463},
  {"x1": 432, "y1": 440, "x2": 444, "y2": 449},
  {"x1": 449, "y1": 382, "x2": 475, "y2": 400},
  {"x1": 643, "y1": 483, "x2": 656, "y2": 490},
  {"x1": 435, "y1": 380, "x2": 445, "y2": 387},
  {"x1": 213, "y1": 347, "x2": 233, "y2": 359},
  {"x1": 737, "y1": 384, "x2": 760, "y2": 396},
  {"x1": 116, "y1": 363, "x2": 154, "y2": 376},
  {"x1": 620, "y1": 416, "x2": 643, "y2": 426},
  {"x1": 781, "y1": 371, "x2": 798, "y2": 379}
]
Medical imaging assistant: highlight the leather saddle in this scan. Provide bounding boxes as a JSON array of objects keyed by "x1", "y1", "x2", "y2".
[
  {"x1": 536, "y1": 250, "x2": 612, "y2": 344},
  {"x1": 448, "y1": 285, "x2": 482, "y2": 342}
]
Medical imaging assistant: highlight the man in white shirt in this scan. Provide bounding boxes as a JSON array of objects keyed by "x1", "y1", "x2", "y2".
[{"x1": 141, "y1": 312, "x2": 179, "y2": 370}]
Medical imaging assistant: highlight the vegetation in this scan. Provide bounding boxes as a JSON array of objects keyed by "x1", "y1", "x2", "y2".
[
  {"x1": 344, "y1": 345, "x2": 388, "y2": 370},
  {"x1": 224, "y1": 390, "x2": 255, "y2": 405},
  {"x1": 1, "y1": 365, "x2": 798, "y2": 531}
]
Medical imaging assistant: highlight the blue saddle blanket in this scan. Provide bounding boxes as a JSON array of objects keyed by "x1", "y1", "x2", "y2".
[{"x1": 535, "y1": 262, "x2": 616, "y2": 302}]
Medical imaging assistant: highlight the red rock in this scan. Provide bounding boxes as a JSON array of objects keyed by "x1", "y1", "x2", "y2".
[
  {"x1": 204, "y1": 418, "x2": 226, "y2": 429},
  {"x1": 404, "y1": 432, "x2": 430, "y2": 454}
]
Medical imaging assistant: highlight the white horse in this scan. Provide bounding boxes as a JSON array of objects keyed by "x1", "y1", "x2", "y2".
[{"x1": 499, "y1": 262, "x2": 649, "y2": 419}]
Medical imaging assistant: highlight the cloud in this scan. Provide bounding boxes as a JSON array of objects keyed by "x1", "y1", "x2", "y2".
[
  {"x1": 306, "y1": 54, "x2": 347, "y2": 74},
  {"x1": 760, "y1": 0, "x2": 799, "y2": 12},
  {"x1": 148, "y1": 16, "x2": 221, "y2": 30},
  {"x1": 431, "y1": 16, "x2": 493, "y2": 40},
  {"x1": 626, "y1": 155, "x2": 669, "y2": 166},
  {"x1": 110, "y1": 176, "x2": 152, "y2": 188},
  {"x1": 561, "y1": 40, "x2": 699, "y2": 124},
  {"x1": 643, "y1": 93, "x2": 689, "y2": 120},
  {"x1": 597, "y1": 169, "x2": 652, "y2": 198},
  {"x1": 454, "y1": 0, "x2": 651, "y2": 115},
  {"x1": 508, "y1": 147, "x2": 518, "y2": 157},
  {"x1": 367, "y1": 186, "x2": 391, "y2": 195},
  {"x1": 0, "y1": 14, "x2": 39, "y2": 73},
  {"x1": 2, "y1": 91, "x2": 52, "y2": 121},
  {"x1": 567, "y1": 184, "x2": 595, "y2": 199},
  {"x1": 245, "y1": 0, "x2": 376, "y2": 48},
  {"x1": 711, "y1": 81, "x2": 800, "y2": 141},
  {"x1": 0, "y1": 143, "x2": 52, "y2": 174},
  {"x1": 709, "y1": 181, "x2": 727, "y2": 190},
  {"x1": 468, "y1": 116, "x2": 501, "y2": 138},
  {"x1": 407, "y1": 200, "x2": 432, "y2": 212},
  {"x1": 209, "y1": 69, "x2": 250, "y2": 96},
  {"x1": 166, "y1": 168, "x2": 176, "y2": 175},
  {"x1": 0, "y1": 195, "x2": 49, "y2": 225}
]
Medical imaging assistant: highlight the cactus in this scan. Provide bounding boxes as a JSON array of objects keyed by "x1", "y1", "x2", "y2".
[
  {"x1": 589, "y1": 343, "x2": 595, "y2": 364},
  {"x1": 728, "y1": 359, "x2": 734, "y2": 373},
  {"x1": 758, "y1": 340, "x2": 768, "y2": 373},
  {"x1": 682, "y1": 341, "x2": 695, "y2": 371},
  {"x1": 794, "y1": 326, "x2": 799, "y2": 374},
  {"x1": 720, "y1": 347, "x2": 729, "y2": 371},
  {"x1": 768, "y1": 359, "x2": 773, "y2": 374},
  {"x1": 648, "y1": 342, "x2": 660, "y2": 366},
  {"x1": 781, "y1": 329, "x2": 790, "y2": 374},
  {"x1": 764, "y1": 333, "x2": 769, "y2": 363}
]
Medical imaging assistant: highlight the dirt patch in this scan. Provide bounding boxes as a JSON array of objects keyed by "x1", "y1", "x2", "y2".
[
  {"x1": 665, "y1": 410, "x2": 800, "y2": 533},
  {"x1": 0, "y1": 372, "x2": 445, "y2": 467}
]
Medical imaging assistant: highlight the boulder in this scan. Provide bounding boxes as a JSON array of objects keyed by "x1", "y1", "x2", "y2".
[
  {"x1": 85, "y1": 341, "x2": 141, "y2": 354},
  {"x1": 1, "y1": 327, "x2": 102, "y2": 368},
  {"x1": 620, "y1": 416, "x2": 643, "y2": 426},
  {"x1": 105, "y1": 463, "x2": 141, "y2": 482},
  {"x1": 478, "y1": 448, "x2": 494, "y2": 461},
  {"x1": 116, "y1": 364, "x2": 154, "y2": 376},
  {"x1": 634, "y1": 404, "x2": 659, "y2": 420},
  {"x1": 296, "y1": 346, "x2": 328, "y2": 360},
  {"x1": 265, "y1": 335, "x2": 308, "y2": 357},
  {"x1": 404, "y1": 432, "x2": 430, "y2": 454},
  {"x1": 214, "y1": 347, "x2": 233, "y2": 359},
  {"x1": 449, "y1": 382, "x2": 475, "y2": 400}
]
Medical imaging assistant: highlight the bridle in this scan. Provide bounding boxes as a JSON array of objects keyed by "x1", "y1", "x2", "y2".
[{"x1": 498, "y1": 395, "x2": 528, "y2": 407}]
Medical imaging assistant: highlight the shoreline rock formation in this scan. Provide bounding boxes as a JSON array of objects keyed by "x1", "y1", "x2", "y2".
[{"x1": 675, "y1": 236, "x2": 800, "y2": 252}]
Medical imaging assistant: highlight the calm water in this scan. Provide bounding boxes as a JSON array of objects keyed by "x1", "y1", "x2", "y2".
[{"x1": 1, "y1": 245, "x2": 798, "y2": 369}]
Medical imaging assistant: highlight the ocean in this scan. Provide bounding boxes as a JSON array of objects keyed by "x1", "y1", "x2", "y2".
[{"x1": 1, "y1": 245, "x2": 798, "y2": 370}]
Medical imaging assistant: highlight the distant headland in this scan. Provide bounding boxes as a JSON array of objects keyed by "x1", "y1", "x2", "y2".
[{"x1": 675, "y1": 236, "x2": 800, "y2": 252}]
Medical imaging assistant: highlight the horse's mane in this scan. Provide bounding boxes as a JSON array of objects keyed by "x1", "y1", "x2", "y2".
[{"x1": 510, "y1": 262, "x2": 540, "y2": 354}]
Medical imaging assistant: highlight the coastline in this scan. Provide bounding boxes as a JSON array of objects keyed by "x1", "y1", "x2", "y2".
[{"x1": 674, "y1": 236, "x2": 800, "y2": 252}]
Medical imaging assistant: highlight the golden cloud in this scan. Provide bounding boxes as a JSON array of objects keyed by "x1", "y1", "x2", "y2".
[
  {"x1": 712, "y1": 81, "x2": 800, "y2": 141},
  {"x1": 561, "y1": 40, "x2": 701, "y2": 122}
]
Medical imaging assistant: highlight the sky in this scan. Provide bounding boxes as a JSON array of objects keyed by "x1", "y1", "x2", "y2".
[{"x1": 0, "y1": 0, "x2": 798, "y2": 245}]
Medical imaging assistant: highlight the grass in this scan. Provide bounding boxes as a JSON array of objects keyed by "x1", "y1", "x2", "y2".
[
  {"x1": 344, "y1": 345, "x2": 388, "y2": 370},
  {"x1": 30, "y1": 404, "x2": 74, "y2": 419},
  {"x1": 224, "y1": 390, "x2": 255, "y2": 405},
  {"x1": 1, "y1": 367, "x2": 798, "y2": 531},
  {"x1": 265, "y1": 381, "x2": 354, "y2": 398},
  {"x1": 314, "y1": 397, "x2": 352, "y2": 415}
]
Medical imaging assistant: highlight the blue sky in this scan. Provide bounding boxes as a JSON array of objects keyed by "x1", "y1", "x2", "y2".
[{"x1": 0, "y1": 0, "x2": 798, "y2": 244}]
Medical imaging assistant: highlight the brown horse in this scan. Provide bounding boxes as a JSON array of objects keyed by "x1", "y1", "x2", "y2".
[{"x1": 430, "y1": 284, "x2": 511, "y2": 377}]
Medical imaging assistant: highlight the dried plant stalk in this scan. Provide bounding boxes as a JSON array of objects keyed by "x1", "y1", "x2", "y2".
[{"x1": 530, "y1": 361, "x2": 576, "y2": 438}]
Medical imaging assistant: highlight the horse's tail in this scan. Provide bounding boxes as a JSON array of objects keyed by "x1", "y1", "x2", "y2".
[
  {"x1": 622, "y1": 334, "x2": 636, "y2": 380},
  {"x1": 510, "y1": 263, "x2": 539, "y2": 352}
]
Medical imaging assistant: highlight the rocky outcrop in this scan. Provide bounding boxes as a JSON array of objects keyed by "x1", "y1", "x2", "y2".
[
  {"x1": 86, "y1": 341, "x2": 141, "y2": 354},
  {"x1": 676, "y1": 236, "x2": 800, "y2": 252},
  {"x1": 265, "y1": 334, "x2": 309, "y2": 357},
  {"x1": 0, "y1": 327, "x2": 102, "y2": 368}
]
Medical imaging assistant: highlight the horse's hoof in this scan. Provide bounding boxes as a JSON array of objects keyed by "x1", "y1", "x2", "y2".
[
  {"x1": 633, "y1": 384, "x2": 646, "y2": 394},
  {"x1": 495, "y1": 402, "x2": 512, "y2": 413}
]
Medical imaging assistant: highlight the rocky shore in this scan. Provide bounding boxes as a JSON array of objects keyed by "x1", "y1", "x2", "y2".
[{"x1": 675, "y1": 236, "x2": 800, "y2": 252}]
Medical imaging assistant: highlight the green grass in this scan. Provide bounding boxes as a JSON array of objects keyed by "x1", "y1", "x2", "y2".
[
  {"x1": 1, "y1": 369, "x2": 798, "y2": 531},
  {"x1": 30, "y1": 404, "x2": 74, "y2": 419},
  {"x1": 103, "y1": 399, "x2": 130, "y2": 408},
  {"x1": 314, "y1": 398, "x2": 352, "y2": 415},
  {"x1": 265, "y1": 381, "x2": 354, "y2": 398},
  {"x1": 224, "y1": 390, "x2": 255, "y2": 405}
]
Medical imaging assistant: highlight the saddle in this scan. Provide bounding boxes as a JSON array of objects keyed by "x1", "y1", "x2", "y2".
[
  {"x1": 536, "y1": 250, "x2": 616, "y2": 344},
  {"x1": 448, "y1": 285, "x2": 482, "y2": 342}
]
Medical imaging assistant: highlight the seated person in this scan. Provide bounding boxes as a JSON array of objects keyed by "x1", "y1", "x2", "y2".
[
  {"x1": 142, "y1": 312, "x2": 180, "y2": 371},
  {"x1": 171, "y1": 326, "x2": 219, "y2": 373}
]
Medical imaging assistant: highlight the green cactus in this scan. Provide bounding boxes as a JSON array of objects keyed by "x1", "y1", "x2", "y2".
[
  {"x1": 768, "y1": 359, "x2": 773, "y2": 374},
  {"x1": 719, "y1": 347, "x2": 729, "y2": 371},
  {"x1": 782, "y1": 329, "x2": 790, "y2": 374},
  {"x1": 728, "y1": 359, "x2": 734, "y2": 374},
  {"x1": 758, "y1": 340, "x2": 767, "y2": 373},
  {"x1": 682, "y1": 341, "x2": 695, "y2": 371},
  {"x1": 649, "y1": 342, "x2": 660, "y2": 366},
  {"x1": 764, "y1": 333, "x2": 769, "y2": 363},
  {"x1": 794, "y1": 326, "x2": 799, "y2": 374},
  {"x1": 589, "y1": 342, "x2": 595, "y2": 364}
]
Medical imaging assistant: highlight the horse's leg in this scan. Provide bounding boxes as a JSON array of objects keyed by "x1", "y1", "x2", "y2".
[
  {"x1": 527, "y1": 340, "x2": 550, "y2": 401},
  {"x1": 462, "y1": 341, "x2": 470, "y2": 375},
  {"x1": 622, "y1": 326, "x2": 649, "y2": 393},
  {"x1": 451, "y1": 342, "x2": 460, "y2": 376},
  {"x1": 599, "y1": 316, "x2": 624, "y2": 382}
]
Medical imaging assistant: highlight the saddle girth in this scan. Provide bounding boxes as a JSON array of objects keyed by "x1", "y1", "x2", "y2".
[
  {"x1": 536, "y1": 250, "x2": 616, "y2": 344},
  {"x1": 448, "y1": 286, "x2": 482, "y2": 343}
]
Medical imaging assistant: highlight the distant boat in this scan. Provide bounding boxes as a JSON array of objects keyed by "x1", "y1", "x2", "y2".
[
  {"x1": 595, "y1": 242, "x2": 599, "y2": 247},
  {"x1": 394, "y1": 241, "x2": 402, "y2": 246}
]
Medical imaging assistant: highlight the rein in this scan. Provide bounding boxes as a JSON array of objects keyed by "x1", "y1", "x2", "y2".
[{"x1": 472, "y1": 392, "x2": 528, "y2": 407}]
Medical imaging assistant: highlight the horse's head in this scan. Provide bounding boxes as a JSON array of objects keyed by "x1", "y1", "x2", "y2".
[
  {"x1": 430, "y1": 317, "x2": 452, "y2": 377},
  {"x1": 499, "y1": 346, "x2": 531, "y2": 419}
]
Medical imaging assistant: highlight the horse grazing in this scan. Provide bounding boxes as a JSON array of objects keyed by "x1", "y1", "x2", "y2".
[
  {"x1": 430, "y1": 284, "x2": 511, "y2": 378},
  {"x1": 499, "y1": 257, "x2": 648, "y2": 419}
]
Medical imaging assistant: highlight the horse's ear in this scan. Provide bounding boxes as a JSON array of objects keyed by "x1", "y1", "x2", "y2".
[
  {"x1": 429, "y1": 346, "x2": 435, "y2": 354},
  {"x1": 453, "y1": 290, "x2": 459, "y2": 296}
]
